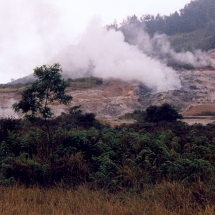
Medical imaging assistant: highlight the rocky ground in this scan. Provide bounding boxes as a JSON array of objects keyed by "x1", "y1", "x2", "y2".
[
  {"x1": 1, "y1": 50, "x2": 215, "y2": 125},
  {"x1": 140, "y1": 68, "x2": 215, "y2": 112}
]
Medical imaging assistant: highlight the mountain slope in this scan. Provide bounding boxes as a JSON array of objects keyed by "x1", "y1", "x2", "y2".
[
  {"x1": 2, "y1": 55, "x2": 215, "y2": 124},
  {"x1": 117, "y1": 0, "x2": 215, "y2": 51}
]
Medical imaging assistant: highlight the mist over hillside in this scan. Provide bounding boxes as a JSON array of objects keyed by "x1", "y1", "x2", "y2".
[
  {"x1": 114, "y1": 0, "x2": 215, "y2": 51},
  {"x1": 9, "y1": 0, "x2": 215, "y2": 94}
]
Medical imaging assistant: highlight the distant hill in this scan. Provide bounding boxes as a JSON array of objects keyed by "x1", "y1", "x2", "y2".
[
  {"x1": 9, "y1": 73, "x2": 35, "y2": 85},
  {"x1": 170, "y1": 22, "x2": 215, "y2": 51},
  {"x1": 10, "y1": 0, "x2": 215, "y2": 85},
  {"x1": 9, "y1": 45, "x2": 95, "y2": 85},
  {"x1": 111, "y1": 0, "x2": 215, "y2": 51}
]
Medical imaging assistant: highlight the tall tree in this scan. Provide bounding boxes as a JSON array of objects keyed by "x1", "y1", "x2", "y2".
[
  {"x1": 13, "y1": 63, "x2": 72, "y2": 121},
  {"x1": 13, "y1": 63, "x2": 72, "y2": 147}
]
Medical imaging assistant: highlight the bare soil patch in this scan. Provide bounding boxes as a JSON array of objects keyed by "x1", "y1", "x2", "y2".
[{"x1": 182, "y1": 104, "x2": 215, "y2": 116}]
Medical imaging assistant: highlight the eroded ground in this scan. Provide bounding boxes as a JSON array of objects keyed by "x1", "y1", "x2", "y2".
[{"x1": 1, "y1": 50, "x2": 215, "y2": 125}]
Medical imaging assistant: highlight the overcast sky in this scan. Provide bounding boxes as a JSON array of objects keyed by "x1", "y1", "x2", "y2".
[{"x1": 0, "y1": 0, "x2": 191, "y2": 83}]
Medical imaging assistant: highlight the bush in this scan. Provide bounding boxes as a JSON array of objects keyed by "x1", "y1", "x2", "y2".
[{"x1": 145, "y1": 103, "x2": 182, "y2": 122}]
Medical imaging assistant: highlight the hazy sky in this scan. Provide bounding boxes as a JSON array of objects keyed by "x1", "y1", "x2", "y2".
[{"x1": 0, "y1": 0, "x2": 191, "y2": 83}]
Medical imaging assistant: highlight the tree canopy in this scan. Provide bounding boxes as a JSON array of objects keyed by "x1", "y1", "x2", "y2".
[
  {"x1": 118, "y1": 0, "x2": 215, "y2": 36},
  {"x1": 13, "y1": 63, "x2": 72, "y2": 121},
  {"x1": 144, "y1": 103, "x2": 182, "y2": 122},
  {"x1": 111, "y1": 0, "x2": 215, "y2": 51}
]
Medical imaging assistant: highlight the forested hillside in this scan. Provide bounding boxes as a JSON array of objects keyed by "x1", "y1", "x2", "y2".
[
  {"x1": 108, "y1": 0, "x2": 215, "y2": 51},
  {"x1": 142, "y1": 0, "x2": 215, "y2": 36}
]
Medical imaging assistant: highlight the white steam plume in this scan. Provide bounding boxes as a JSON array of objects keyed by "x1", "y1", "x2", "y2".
[
  {"x1": 2, "y1": 0, "x2": 214, "y2": 92},
  {"x1": 152, "y1": 34, "x2": 215, "y2": 67},
  {"x1": 122, "y1": 24, "x2": 215, "y2": 68},
  {"x1": 0, "y1": 0, "x2": 79, "y2": 83},
  {"x1": 51, "y1": 18, "x2": 181, "y2": 92}
]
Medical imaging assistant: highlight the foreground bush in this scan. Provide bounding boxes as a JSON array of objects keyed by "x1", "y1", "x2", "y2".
[{"x1": 1, "y1": 113, "x2": 215, "y2": 192}]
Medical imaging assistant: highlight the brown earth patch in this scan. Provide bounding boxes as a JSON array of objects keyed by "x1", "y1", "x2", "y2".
[{"x1": 182, "y1": 104, "x2": 215, "y2": 116}]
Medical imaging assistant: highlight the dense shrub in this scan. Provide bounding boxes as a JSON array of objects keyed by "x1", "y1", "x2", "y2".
[
  {"x1": 145, "y1": 103, "x2": 183, "y2": 122},
  {"x1": 0, "y1": 110, "x2": 215, "y2": 191}
]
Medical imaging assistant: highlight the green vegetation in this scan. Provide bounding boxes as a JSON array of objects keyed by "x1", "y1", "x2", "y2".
[
  {"x1": 169, "y1": 27, "x2": 215, "y2": 52},
  {"x1": 145, "y1": 103, "x2": 183, "y2": 122},
  {"x1": 1, "y1": 92, "x2": 215, "y2": 213},
  {"x1": 13, "y1": 63, "x2": 72, "y2": 121},
  {"x1": 0, "y1": 76, "x2": 103, "y2": 94},
  {"x1": 142, "y1": 0, "x2": 215, "y2": 37},
  {"x1": 68, "y1": 76, "x2": 103, "y2": 89},
  {"x1": 1, "y1": 108, "x2": 215, "y2": 213},
  {"x1": 0, "y1": 105, "x2": 215, "y2": 189},
  {"x1": 112, "y1": 0, "x2": 215, "y2": 51},
  {"x1": 120, "y1": 104, "x2": 182, "y2": 123},
  {"x1": 0, "y1": 83, "x2": 29, "y2": 93}
]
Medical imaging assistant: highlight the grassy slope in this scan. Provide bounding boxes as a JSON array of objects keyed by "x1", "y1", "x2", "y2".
[
  {"x1": 0, "y1": 77, "x2": 103, "y2": 93},
  {"x1": 0, "y1": 85, "x2": 26, "y2": 93},
  {"x1": 67, "y1": 77, "x2": 103, "y2": 89},
  {"x1": 170, "y1": 27, "x2": 215, "y2": 52}
]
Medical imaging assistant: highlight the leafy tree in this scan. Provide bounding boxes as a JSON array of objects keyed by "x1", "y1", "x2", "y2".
[
  {"x1": 13, "y1": 63, "x2": 72, "y2": 149},
  {"x1": 13, "y1": 63, "x2": 72, "y2": 120}
]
